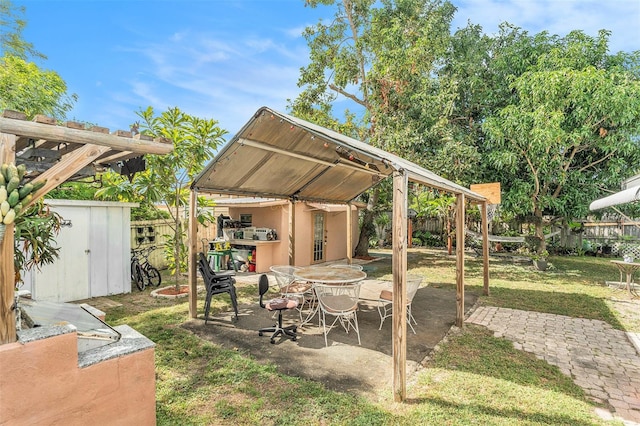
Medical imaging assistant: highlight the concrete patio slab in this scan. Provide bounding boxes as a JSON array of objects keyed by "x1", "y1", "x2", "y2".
[{"x1": 181, "y1": 279, "x2": 478, "y2": 399}]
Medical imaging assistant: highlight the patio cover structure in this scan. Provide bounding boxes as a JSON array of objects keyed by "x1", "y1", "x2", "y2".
[
  {"x1": 188, "y1": 106, "x2": 491, "y2": 401},
  {"x1": 0, "y1": 110, "x2": 174, "y2": 345},
  {"x1": 590, "y1": 185, "x2": 640, "y2": 211}
]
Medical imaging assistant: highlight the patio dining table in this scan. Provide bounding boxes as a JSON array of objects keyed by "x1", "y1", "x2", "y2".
[
  {"x1": 610, "y1": 260, "x2": 640, "y2": 298},
  {"x1": 292, "y1": 266, "x2": 367, "y2": 326},
  {"x1": 293, "y1": 266, "x2": 367, "y2": 285}
]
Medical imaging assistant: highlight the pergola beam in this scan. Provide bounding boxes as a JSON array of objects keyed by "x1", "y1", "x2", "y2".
[
  {"x1": 188, "y1": 189, "x2": 198, "y2": 318},
  {"x1": 481, "y1": 202, "x2": 490, "y2": 296},
  {"x1": 0, "y1": 117, "x2": 173, "y2": 156},
  {"x1": 22, "y1": 144, "x2": 110, "y2": 210},
  {"x1": 346, "y1": 202, "x2": 353, "y2": 264}
]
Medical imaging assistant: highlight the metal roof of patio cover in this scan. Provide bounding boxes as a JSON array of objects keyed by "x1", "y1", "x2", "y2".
[{"x1": 192, "y1": 106, "x2": 486, "y2": 203}]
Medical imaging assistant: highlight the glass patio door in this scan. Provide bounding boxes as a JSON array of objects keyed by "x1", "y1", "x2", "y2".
[{"x1": 312, "y1": 212, "x2": 326, "y2": 263}]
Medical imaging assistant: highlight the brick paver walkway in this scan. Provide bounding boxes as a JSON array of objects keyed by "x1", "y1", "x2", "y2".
[{"x1": 466, "y1": 306, "x2": 640, "y2": 425}]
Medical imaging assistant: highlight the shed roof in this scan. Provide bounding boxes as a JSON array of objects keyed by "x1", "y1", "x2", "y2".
[{"x1": 193, "y1": 107, "x2": 485, "y2": 203}]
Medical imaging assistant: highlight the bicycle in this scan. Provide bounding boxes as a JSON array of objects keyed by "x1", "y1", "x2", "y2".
[{"x1": 131, "y1": 246, "x2": 162, "y2": 291}]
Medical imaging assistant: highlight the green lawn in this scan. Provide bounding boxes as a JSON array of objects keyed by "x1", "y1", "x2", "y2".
[{"x1": 102, "y1": 249, "x2": 635, "y2": 425}]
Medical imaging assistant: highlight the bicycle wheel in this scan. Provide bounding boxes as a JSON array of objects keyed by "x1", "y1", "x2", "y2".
[
  {"x1": 145, "y1": 265, "x2": 162, "y2": 287},
  {"x1": 132, "y1": 262, "x2": 145, "y2": 291},
  {"x1": 130, "y1": 260, "x2": 137, "y2": 282}
]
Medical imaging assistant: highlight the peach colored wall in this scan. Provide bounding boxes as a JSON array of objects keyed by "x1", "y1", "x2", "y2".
[
  {"x1": 293, "y1": 203, "x2": 311, "y2": 266},
  {"x1": 228, "y1": 205, "x2": 289, "y2": 268},
  {"x1": 0, "y1": 330, "x2": 156, "y2": 425},
  {"x1": 325, "y1": 209, "x2": 359, "y2": 261},
  {"x1": 281, "y1": 203, "x2": 359, "y2": 267},
  {"x1": 224, "y1": 203, "x2": 359, "y2": 268},
  {"x1": 228, "y1": 205, "x2": 285, "y2": 232}
]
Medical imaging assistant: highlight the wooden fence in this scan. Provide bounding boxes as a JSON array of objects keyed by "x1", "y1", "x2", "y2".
[
  {"x1": 410, "y1": 216, "x2": 640, "y2": 252},
  {"x1": 130, "y1": 219, "x2": 216, "y2": 270}
]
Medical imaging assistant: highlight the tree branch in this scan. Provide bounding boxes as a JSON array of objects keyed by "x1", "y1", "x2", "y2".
[
  {"x1": 577, "y1": 150, "x2": 615, "y2": 173},
  {"x1": 329, "y1": 83, "x2": 367, "y2": 107}
]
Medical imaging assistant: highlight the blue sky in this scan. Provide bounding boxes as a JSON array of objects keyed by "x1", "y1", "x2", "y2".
[{"x1": 15, "y1": 0, "x2": 640, "y2": 140}]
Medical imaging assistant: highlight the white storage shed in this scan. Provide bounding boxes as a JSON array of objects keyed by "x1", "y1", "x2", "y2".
[{"x1": 21, "y1": 199, "x2": 138, "y2": 302}]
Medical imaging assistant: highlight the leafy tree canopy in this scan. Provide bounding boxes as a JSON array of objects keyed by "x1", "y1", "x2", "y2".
[
  {"x1": 482, "y1": 30, "x2": 640, "y2": 249},
  {"x1": 0, "y1": 0, "x2": 44, "y2": 60},
  {"x1": 0, "y1": 1, "x2": 76, "y2": 119}
]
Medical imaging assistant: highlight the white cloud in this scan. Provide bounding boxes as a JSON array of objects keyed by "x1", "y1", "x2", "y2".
[
  {"x1": 110, "y1": 26, "x2": 309, "y2": 135},
  {"x1": 452, "y1": 0, "x2": 640, "y2": 53}
]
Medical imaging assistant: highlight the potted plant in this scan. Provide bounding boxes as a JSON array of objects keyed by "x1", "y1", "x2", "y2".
[{"x1": 531, "y1": 250, "x2": 549, "y2": 271}]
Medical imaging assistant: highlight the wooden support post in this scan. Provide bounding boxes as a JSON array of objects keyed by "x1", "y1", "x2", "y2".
[
  {"x1": 188, "y1": 189, "x2": 198, "y2": 319},
  {"x1": 346, "y1": 202, "x2": 353, "y2": 264},
  {"x1": 392, "y1": 170, "x2": 408, "y2": 402},
  {"x1": 0, "y1": 132, "x2": 16, "y2": 344},
  {"x1": 288, "y1": 199, "x2": 296, "y2": 265},
  {"x1": 455, "y1": 193, "x2": 465, "y2": 328},
  {"x1": 481, "y1": 202, "x2": 490, "y2": 296}
]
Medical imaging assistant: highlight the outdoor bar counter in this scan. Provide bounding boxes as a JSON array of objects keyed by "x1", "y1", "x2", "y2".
[{"x1": 229, "y1": 239, "x2": 281, "y2": 273}]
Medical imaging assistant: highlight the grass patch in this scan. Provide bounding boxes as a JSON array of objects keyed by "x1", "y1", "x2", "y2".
[{"x1": 94, "y1": 249, "x2": 634, "y2": 425}]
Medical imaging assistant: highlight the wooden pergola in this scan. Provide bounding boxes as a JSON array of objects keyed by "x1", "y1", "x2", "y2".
[
  {"x1": 187, "y1": 106, "x2": 491, "y2": 402},
  {"x1": 0, "y1": 110, "x2": 173, "y2": 345}
]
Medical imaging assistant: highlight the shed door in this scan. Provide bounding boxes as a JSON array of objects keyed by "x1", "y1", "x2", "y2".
[
  {"x1": 89, "y1": 205, "x2": 129, "y2": 297},
  {"x1": 312, "y1": 212, "x2": 326, "y2": 263},
  {"x1": 34, "y1": 206, "x2": 90, "y2": 302}
]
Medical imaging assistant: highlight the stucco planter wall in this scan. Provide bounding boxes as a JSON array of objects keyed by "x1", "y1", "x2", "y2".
[{"x1": 0, "y1": 324, "x2": 156, "y2": 425}]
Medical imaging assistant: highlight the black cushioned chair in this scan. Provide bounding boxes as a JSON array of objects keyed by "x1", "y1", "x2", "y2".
[
  {"x1": 197, "y1": 252, "x2": 238, "y2": 323},
  {"x1": 258, "y1": 274, "x2": 298, "y2": 344}
]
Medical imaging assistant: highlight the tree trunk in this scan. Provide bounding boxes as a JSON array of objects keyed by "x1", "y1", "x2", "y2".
[
  {"x1": 174, "y1": 202, "x2": 181, "y2": 292},
  {"x1": 446, "y1": 215, "x2": 452, "y2": 255},
  {"x1": 354, "y1": 188, "x2": 378, "y2": 257},
  {"x1": 534, "y1": 206, "x2": 545, "y2": 253}
]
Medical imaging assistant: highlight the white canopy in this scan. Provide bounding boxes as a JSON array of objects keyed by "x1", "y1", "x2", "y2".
[{"x1": 589, "y1": 185, "x2": 640, "y2": 211}]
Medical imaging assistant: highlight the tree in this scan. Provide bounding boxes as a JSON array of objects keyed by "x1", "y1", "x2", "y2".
[
  {"x1": 97, "y1": 106, "x2": 226, "y2": 290},
  {"x1": 0, "y1": 0, "x2": 44, "y2": 60},
  {"x1": 409, "y1": 187, "x2": 455, "y2": 252},
  {"x1": 291, "y1": 0, "x2": 457, "y2": 256},
  {"x1": 0, "y1": 1, "x2": 76, "y2": 120},
  {"x1": 436, "y1": 23, "x2": 559, "y2": 187},
  {"x1": 0, "y1": 55, "x2": 76, "y2": 120},
  {"x1": 482, "y1": 30, "x2": 640, "y2": 253}
]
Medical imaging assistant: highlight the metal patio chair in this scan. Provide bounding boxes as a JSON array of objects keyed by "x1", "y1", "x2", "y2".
[
  {"x1": 377, "y1": 275, "x2": 423, "y2": 334},
  {"x1": 315, "y1": 281, "x2": 362, "y2": 347},
  {"x1": 270, "y1": 265, "x2": 315, "y2": 324}
]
